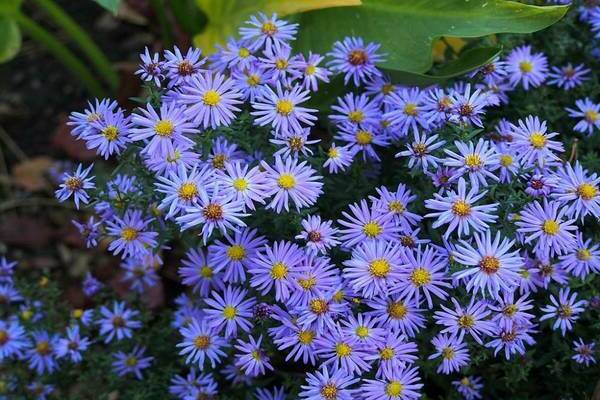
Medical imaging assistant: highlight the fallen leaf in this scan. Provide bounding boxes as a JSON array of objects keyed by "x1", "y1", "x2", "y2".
[
  {"x1": 11, "y1": 156, "x2": 53, "y2": 191},
  {"x1": 51, "y1": 114, "x2": 97, "y2": 162},
  {"x1": 0, "y1": 215, "x2": 55, "y2": 248}
]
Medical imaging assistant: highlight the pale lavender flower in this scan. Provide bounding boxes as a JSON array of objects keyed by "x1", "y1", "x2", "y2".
[
  {"x1": 540, "y1": 288, "x2": 587, "y2": 336},
  {"x1": 566, "y1": 98, "x2": 600, "y2": 136},
  {"x1": 327, "y1": 36, "x2": 385, "y2": 86}
]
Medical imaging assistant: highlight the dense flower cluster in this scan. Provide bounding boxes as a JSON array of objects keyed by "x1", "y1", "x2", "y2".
[{"x1": 3, "y1": 7, "x2": 600, "y2": 400}]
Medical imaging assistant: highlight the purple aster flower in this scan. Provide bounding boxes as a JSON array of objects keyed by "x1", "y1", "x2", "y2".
[
  {"x1": 287, "y1": 256, "x2": 341, "y2": 308},
  {"x1": 176, "y1": 184, "x2": 248, "y2": 244},
  {"x1": 299, "y1": 365, "x2": 359, "y2": 400},
  {"x1": 566, "y1": 98, "x2": 600, "y2": 136},
  {"x1": 364, "y1": 75, "x2": 397, "y2": 107},
  {"x1": 163, "y1": 46, "x2": 206, "y2": 87},
  {"x1": 469, "y1": 57, "x2": 507, "y2": 84},
  {"x1": 343, "y1": 240, "x2": 403, "y2": 299},
  {"x1": 131, "y1": 102, "x2": 196, "y2": 157},
  {"x1": 434, "y1": 297, "x2": 495, "y2": 345},
  {"x1": 209, "y1": 227, "x2": 266, "y2": 283},
  {"x1": 239, "y1": 13, "x2": 298, "y2": 51},
  {"x1": 26, "y1": 331, "x2": 59, "y2": 375},
  {"x1": 261, "y1": 155, "x2": 323, "y2": 213},
  {"x1": 425, "y1": 177, "x2": 498, "y2": 239},
  {"x1": 395, "y1": 245, "x2": 451, "y2": 308},
  {"x1": 428, "y1": 166, "x2": 455, "y2": 194},
  {"x1": 120, "y1": 255, "x2": 160, "y2": 293},
  {"x1": 488, "y1": 290, "x2": 535, "y2": 331},
  {"x1": 531, "y1": 259, "x2": 569, "y2": 289},
  {"x1": 396, "y1": 132, "x2": 446, "y2": 172},
  {"x1": 547, "y1": 63, "x2": 590, "y2": 90},
  {"x1": 291, "y1": 52, "x2": 331, "y2": 91},
  {"x1": 169, "y1": 369, "x2": 218, "y2": 399},
  {"x1": 68, "y1": 98, "x2": 117, "y2": 139},
  {"x1": 359, "y1": 366, "x2": 423, "y2": 400},
  {"x1": 524, "y1": 172, "x2": 557, "y2": 197},
  {"x1": 558, "y1": 232, "x2": 600, "y2": 278},
  {"x1": 315, "y1": 326, "x2": 371, "y2": 375},
  {"x1": 505, "y1": 45, "x2": 548, "y2": 90},
  {"x1": 0, "y1": 257, "x2": 16, "y2": 284},
  {"x1": 422, "y1": 88, "x2": 453, "y2": 127},
  {"x1": 155, "y1": 164, "x2": 213, "y2": 219},
  {"x1": 208, "y1": 136, "x2": 246, "y2": 171},
  {"x1": 55, "y1": 163, "x2": 95, "y2": 209},
  {"x1": 271, "y1": 310, "x2": 318, "y2": 365},
  {"x1": 540, "y1": 288, "x2": 587, "y2": 336},
  {"x1": 323, "y1": 143, "x2": 354, "y2": 173},
  {"x1": 429, "y1": 333, "x2": 470, "y2": 374},
  {"x1": 231, "y1": 63, "x2": 271, "y2": 102},
  {"x1": 0, "y1": 319, "x2": 28, "y2": 360},
  {"x1": 82, "y1": 272, "x2": 102, "y2": 297},
  {"x1": 204, "y1": 285, "x2": 256, "y2": 338},
  {"x1": 452, "y1": 230, "x2": 522, "y2": 298},
  {"x1": 0, "y1": 283, "x2": 22, "y2": 304},
  {"x1": 296, "y1": 215, "x2": 340, "y2": 255},
  {"x1": 105, "y1": 209, "x2": 158, "y2": 259},
  {"x1": 217, "y1": 161, "x2": 270, "y2": 212},
  {"x1": 485, "y1": 322, "x2": 536, "y2": 360},
  {"x1": 452, "y1": 376, "x2": 483, "y2": 400},
  {"x1": 327, "y1": 36, "x2": 385, "y2": 86},
  {"x1": 491, "y1": 143, "x2": 520, "y2": 184},
  {"x1": 449, "y1": 85, "x2": 488, "y2": 129},
  {"x1": 383, "y1": 87, "x2": 429, "y2": 138},
  {"x1": 135, "y1": 46, "x2": 163, "y2": 86},
  {"x1": 366, "y1": 294, "x2": 426, "y2": 338},
  {"x1": 337, "y1": 199, "x2": 401, "y2": 248},
  {"x1": 97, "y1": 301, "x2": 141, "y2": 343},
  {"x1": 330, "y1": 93, "x2": 380, "y2": 130},
  {"x1": 177, "y1": 318, "x2": 228, "y2": 369},
  {"x1": 85, "y1": 107, "x2": 132, "y2": 159},
  {"x1": 178, "y1": 248, "x2": 224, "y2": 296},
  {"x1": 112, "y1": 346, "x2": 153, "y2": 380},
  {"x1": 144, "y1": 146, "x2": 201, "y2": 176},
  {"x1": 335, "y1": 124, "x2": 390, "y2": 162},
  {"x1": 365, "y1": 329, "x2": 418, "y2": 379},
  {"x1": 370, "y1": 184, "x2": 422, "y2": 232},
  {"x1": 510, "y1": 115, "x2": 563, "y2": 168},
  {"x1": 27, "y1": 382, "x2": 54, "y2": 400},
  {"x1": 234, "y1": 334, "x2": 273, "y2": 377},
  {"x1": 219, "y1": 37, "x2": 257, "y2": 71},
  {"x1": 572, "y1": 338, "x2": 596, "y2": 366},
  {"x1": 55, "y1": 325, "x2": 90, "y2": 363},
  {"x1": 271, "y1": 128, "x2": 320, "y2": 159},
  {"x1": 340, "y1": 312, "x2": 385, "y2": 349},
  {"x1": 296, "y1": 294, "x2": 347, "y2": 335},
  {"x1": 72, "y1": 217, "x2": 101, "y2": 248},
  {"x1": 252, "y1": 82, "x2": 317, "y2": 136},
  {"x1": 553, "y1": 161, "x2": 600, "y2": 220},
  {"x1": 443, "y1": 139, "x2": 499, "y2": 189},
  {"x1": 256, "y1": 387, "x2": 286, "y2": 400},
  {"x1": 249, "y1": 240, "x2": 304, "y2": 302},
  {"x1": 178, "y1": 72, "x2": 243, "y2": 129},
  {"x1": 259, "y1": 43, "x2": 299, "y2": 84},
  {"x1": 515, "y1": 199, "x2": 577, "y2": 260}
]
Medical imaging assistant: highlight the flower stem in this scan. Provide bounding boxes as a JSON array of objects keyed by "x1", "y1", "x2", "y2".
[
  {"x1": 14, "y1": 13, "x2": 107, "y2": 97},
  {"x1": 31, "y1": 0, "x2": 119, "y2": 91}
]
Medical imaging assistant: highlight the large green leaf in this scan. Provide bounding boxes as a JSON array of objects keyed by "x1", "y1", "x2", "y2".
[
  {"x1": 192, "y1": 0, "x2": 360, "y2": 52},
  {"x1": 295, "y1": 0, "x2": 568, "y2": 74},
  {"x1": 0, "y1": 17, "x2": 21, "y2": 63},
  {"x1": 93, "y1": 0, "x2": 120, "y2": 14}
]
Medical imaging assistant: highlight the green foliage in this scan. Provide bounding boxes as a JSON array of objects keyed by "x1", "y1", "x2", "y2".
[
  {"x1": 93, "y1": 0, "x2": 120, "y2": 14},
  {"x1": 0, "y1": 17, "x2": 20, "y2": 63}
]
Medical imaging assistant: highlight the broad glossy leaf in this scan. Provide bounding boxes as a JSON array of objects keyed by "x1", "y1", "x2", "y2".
[
  {"x1": 93, "y1": 0, "x2": 120, "y2": 14},
  {"x1": 0, "y1": 17, "x2": 21, "y2": 63},
  {"x1": 192, "y1": 0, "x2": 360, "y2": 52},
  {"x1": 295, "y1": 0, "x2": 568, "y2": 73}
]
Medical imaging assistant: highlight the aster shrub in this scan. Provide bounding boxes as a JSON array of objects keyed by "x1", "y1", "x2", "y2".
[{"x1": 3, "y1": 4, "x2": 600, "y2": 400}]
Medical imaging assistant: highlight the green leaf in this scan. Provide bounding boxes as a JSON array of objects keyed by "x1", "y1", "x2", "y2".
[
  {"x1": 384, "y1": 46, "x2": 503, "y2": 86},
  {"x1": 295, "y1": 0, "x2": 568, "y2": 73},
  {"x1": 192, "y1": 0, "x2": 360, "y2": 52},
  {"x1": 0, "y1": 17, "x2": 21, "y2": 63},
  {"x1": 93, "y1": 0, "x2": 120, "y2": 14}
]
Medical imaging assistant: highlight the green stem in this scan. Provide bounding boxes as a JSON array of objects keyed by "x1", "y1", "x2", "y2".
[
  {"x1": 31, "y1": 0, "x2": 119, "y2": 91},
  {"x1": 14, "y1": 13, "x2": 106, "y2": 97},
  {"x1": 149, "y1": 0, "x2": 173, "y2": 47}
]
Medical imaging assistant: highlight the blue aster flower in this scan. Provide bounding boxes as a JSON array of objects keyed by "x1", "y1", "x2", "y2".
[
  {"x1": 327, "y1": 36, "x2": 385, "y2": 86},
  {"x1": 55, "y1": 163, "x2": 95, "y2": 209},
  {"x1": 112, "y1": 346, "x2": 154, "y2": 380}
]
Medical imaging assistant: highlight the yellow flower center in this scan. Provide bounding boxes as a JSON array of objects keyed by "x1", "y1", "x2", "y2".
[
  {"x1": 65, "y1": 176, "x2": 83, "y2": 191},
  {"x1": 464, "y1": 153, "x2": 482, "y2": 168},
  {"x1": 442, "y1": 346, "x2": 455, "y2": 360},
  {"x1": 403, "y1": 103, "x2": 418, "y2": 116},
  {"x1": 355, "y1": 130, "x2": 372, "y2": 145},
  {"x1": 202, "y1": 90, "x2": 221, "y2": 106},
  {"x1": 410, "y1": 267, "x2": 431, "y2": 286},
  {"x1": 382, "y1": 83, "x2": 394, "y2": 95},
  {"x1": 227, "y1": 245, "x2": 246, "y2": 261},
  {"x1": 275, "y1": 58, "x2": 288, "y2": 70},
  {"x1": 500, "y1": 154, "x2": 513, "y2": 167},
  {"x1": 238, "y1": 47, "x2": 250, "y2": 58},
  {"x1": 577, "y1": 183, "x2": 597, "y2": 200},
  {"x1": 385, "y1": 381, "x2": 404, "y2": 397},
  {"x1": 270, "y1": 262, "x2": 288, "y2": 279},
  {"x1": 246, "y1": 74, "x2": 260, "y2": 86},
  {"x1": 177, "y1": 182, "x2": 198, "y2": 201},
  {"x1": 0, "y1": 330, "x2": 8, "y2": 345},
  {"x1": 348, "y1": 110, "x2": 364, "y2": 123},
  {"x1": 541, "y1": 219, "x2": 559, "y2": 235},
  {"x1": 36, "y1": 341, "x2": 51, "y2": 356},
  {"x1": 451, "y1": 200, "x2": 471, "y2": 217},
  {"x1": 380, "y1": 346, "x2": 395, "y2": 360},
  {"x1": 277, "y1": 173, "x2": 296, "y2": 189},
  {"x1": 203, "y1": 203, "x2": 223, "y2": 220},
  {"x1": 102, "y1": 125, "x2": 119, "y2": 141},
  {"x1": 328, "y1": 147, "x2": 339, "y2": 158},
  {"x1": 458, "y1": 314, "x2": 475, "y2": 329},
  {"x1": 348, "y1": 49, "x2": 368, "y2": 65},
  {"x1": 211, "y1": 154, "x2": 226, "y2": 169},
  {"x1": 120, "y1": 227, "x2": 139, "y2": 242},
  {"x1": 276, "y1": 99, "x2": 294, "y2": 116},
  {"x1": 222, "y1": 305, "x2": 237, "y2": 320},
  {"x1": 585, "y1": 110, "x2": 599, "y2": 123},
  {"x1": 577, "y1": 248, "x2": 591, "y2": 261},
  {"x1": 194, "y1": 335, "x2": 210, "y2": 349},
  {"x1": 297, "y1": 330, "x2": 314, "y2": 344},
  {"x1": 199, "y1": 265, "x2": 213, "y2": 278},
  {"x1": 261, "y1": 21, "x2": 277, "y2": 36},
  {"x1": 387, "y1": 302, "x2": 408, "y2": 319},
  {"x1": 72, "y1": 309, "x2": 83, "y2": 319},
  {"x1": 519, "y1": 61, "x2": 533, "y2": 73},
  {"x1": 412, "y1": 143, "x2": 427, "y2": 156},
  {"x1": 320, "y1": 383, "x2": 338, "y2": 400},
  {"x1": 479, "y1": 256, "x2": 500, "y2": 274},
  {"x1": 369, "y1": 258, "x2": 391, "y2": 278},
  {"x1": 298, "y1": 276, "x2": 317, "y2": 290},
  {"x1": 388, "y1": 200, "x2": 405, "y2": 214},
  {"x1": 502, "y1": 304, "x2": 517, "y2": 317},
  {"x1": 362, "y1": 221, "x2": 382, "y2": 238},
  {"x1": 125, "y1": 356, "x2": 138, "y2": 367},
  {"x1": 305, "y1": 64, "x2": 316, "y2": 75},
  {"x1": 335, "y1": 343, "x2": 352, "y2": 357},
  {"x1": 355, "y1": 326, "x2": 369, "y2": 338},
  {"x1": 154, "y1": 119, "x2": 174, "y2": 137},
  {"x1": 232, "y1": 177, "x2": 248, "y2": 191},
  {"x1": 558, "y1": 304, "x2": 572, "y2": 318},
  {"x1": 309, "y1": 298, "x2": 329, "y2": 314},
  {"x1": 288, "y1": 136, "x2": 304, "y2": 151},
  {"x1": 529, "y1": 132, "x2": 547, "y2": 149}
]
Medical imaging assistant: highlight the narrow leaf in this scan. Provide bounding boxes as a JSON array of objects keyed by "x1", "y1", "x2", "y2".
[{"x1": 0, "y1": 17, "x2": 21, "y2": 63}]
